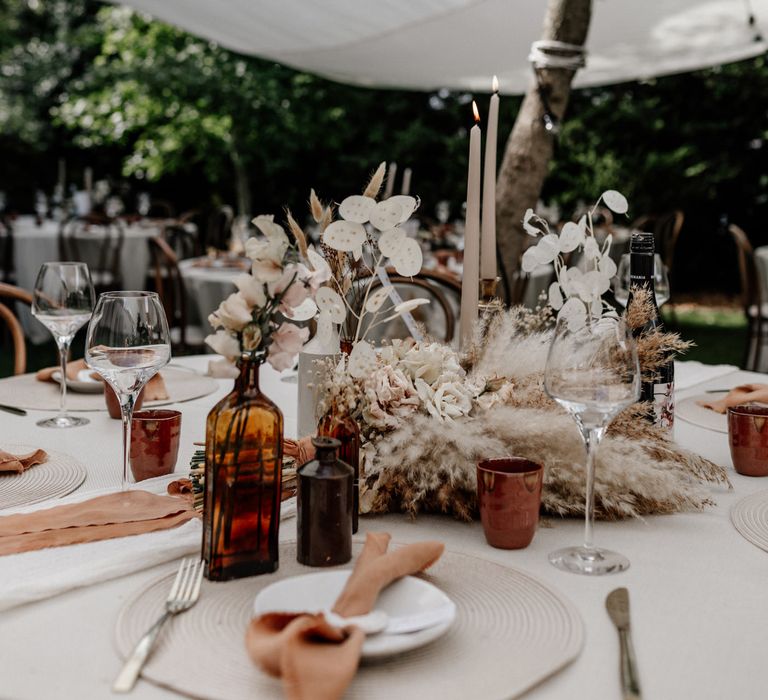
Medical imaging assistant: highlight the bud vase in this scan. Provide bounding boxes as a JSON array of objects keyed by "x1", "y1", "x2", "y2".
[
  {"x1": 317, "y1": 393, "x2": 361, "y2": 533},
  {"x1": 203, "y1": 355, "x2": 283, "y2": 581}
]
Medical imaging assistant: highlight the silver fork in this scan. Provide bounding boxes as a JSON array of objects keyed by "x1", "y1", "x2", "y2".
[{"x1": 113, "y1": 558, "x2": 204, "y2": 693}]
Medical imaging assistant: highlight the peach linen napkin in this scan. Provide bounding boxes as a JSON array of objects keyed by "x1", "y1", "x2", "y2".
[
  {"x1": 283, "y1": 437, "x2": 316, "y2": 466},
  {"x1": 35, "y1": 358, "x2": 88, "y2": 382},
  {"x1": 245, "y1": 532, "x2": 444, "y2": 700},
  {"x1": 697, "y1": 383, "x2": 768, "y2": 414},
  {"x1": 36, "y1": 360, "x2": 170, "y2": 401},
  {"x1": 0, "y1": 490, "x2": 198, "y2": 556},
  {"x1": 0, "y1": 448, "x2": 47, "y2": 474}
]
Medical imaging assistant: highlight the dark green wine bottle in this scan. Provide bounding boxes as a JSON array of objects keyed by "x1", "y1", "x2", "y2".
[{"x1": 626, "y1": 232, "x2": 674, "y2": 430}]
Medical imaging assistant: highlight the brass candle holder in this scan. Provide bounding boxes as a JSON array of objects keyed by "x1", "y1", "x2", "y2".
[{"x1": 479, "y1": 277, "x2": 504, "y2": 321}]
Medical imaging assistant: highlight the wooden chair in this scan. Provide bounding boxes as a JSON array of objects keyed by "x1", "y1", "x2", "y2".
[
  {"x1": 0, "y1": 217, "x2": 14, "y2": 284},
  {"x1": 728, "y1": 224, "x2": 768, "y2": 371},
  {"x1": 163, "y1": 222, "x2": 200, "y2": 260},
  {"x1": 59, "y1": 216, "x2": 125, "y2": 293},
  {"x1": 147, "y1": 237, "x2": 205, "y2": 353},
  {"x1": 147, "y1": 200, "x2": 175, "y2": 219},
  {"x1": 0, "y1": 282, "x2": 32, "y2": 375},
  {"x1": 203, "y1": 205, "x2": 235, "y2": 251},
  {"x1": 359, "y1": 268, "x2": 461, "y2": 343}
]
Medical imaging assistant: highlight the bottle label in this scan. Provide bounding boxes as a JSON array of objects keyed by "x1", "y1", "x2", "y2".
[{"x1": 652, "y1": 381, "x2": 675, "y2": 430}]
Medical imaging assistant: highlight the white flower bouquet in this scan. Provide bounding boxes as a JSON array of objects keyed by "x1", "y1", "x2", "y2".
[{"x1": 205, "y1": 215, "x2": 330, "y2": 373}]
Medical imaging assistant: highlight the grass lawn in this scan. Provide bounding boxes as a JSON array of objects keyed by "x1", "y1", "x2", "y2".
[{"x1": 665, "y1": 305, "x2": 747, "y2": 367}]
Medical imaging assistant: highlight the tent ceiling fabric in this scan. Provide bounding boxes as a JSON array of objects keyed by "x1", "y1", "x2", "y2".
[{"x1": 114, "y1": 0, "x2": 768, "y2": 93}]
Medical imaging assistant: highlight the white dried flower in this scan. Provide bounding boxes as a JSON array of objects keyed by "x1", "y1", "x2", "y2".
[{"x1": 414, "y1": 377, "x2": 474, "y2": 422}]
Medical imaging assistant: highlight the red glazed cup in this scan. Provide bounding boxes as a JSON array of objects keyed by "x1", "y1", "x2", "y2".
[
  {"x1": 728, "y1": 404, "x2": 768, "y2": 477},
  {"x1": 104, "y1": 383, "x2": 146, "y2": 419},
  {"x1": 477, "y1": 458, "x2": 543, "y2": 549},
  {"x1": 129, "y1": 409, "x2": 182, "y2": 482}
]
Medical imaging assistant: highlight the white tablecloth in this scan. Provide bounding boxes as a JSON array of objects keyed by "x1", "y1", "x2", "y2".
[
  {"x1": 11, "y1": 216, "x2": 167, "y2": 343},
  {"x1": 178, "y1": 258, "x2": 240, "y2": 326},
  {"x1": 0, "y1": 357, "x2": 766, "y2": 700}
]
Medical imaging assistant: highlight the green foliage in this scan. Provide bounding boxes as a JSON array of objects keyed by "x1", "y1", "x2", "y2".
[
  {"x1": 546, "y1": 57, "x2": 768, "y2": 223},
  {"x1": 0, "y1": 1, "x2": 766, "y2": 255}
]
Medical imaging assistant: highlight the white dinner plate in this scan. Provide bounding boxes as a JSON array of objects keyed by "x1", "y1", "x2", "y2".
[
  {"x1": 51, "y1": 369, "x2": 104, "y2": 393},
  {"x1": 253, "y1": 570, "x2": 455, "y2": 659},
  {"x1": 676, "y1": 393, "x2": 730, "y2": 433}
]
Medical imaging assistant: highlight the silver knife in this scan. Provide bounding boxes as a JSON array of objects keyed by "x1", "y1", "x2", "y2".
[
  {"x1": 0, "y1": 404, "x2": 26, "y2": 416},
  {"x1": 606, "y1": 587, "x2": 642, "y2": 700}
]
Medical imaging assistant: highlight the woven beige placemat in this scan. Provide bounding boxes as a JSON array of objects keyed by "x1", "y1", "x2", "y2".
[
  {"x1": 731, "y1": 490, "x2": 768, "y2": 553},
  {"x1": 0, "y1": 445, "x2": 87, "y2": 510},
  {"x1": 115, "y1": 542, "x2": 584, "y2": 700},
  {"x1": 0, "y1": 367, "x2": 218, "y2": 412}
]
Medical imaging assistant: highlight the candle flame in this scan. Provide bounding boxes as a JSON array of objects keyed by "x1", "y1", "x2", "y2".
[
  {"x1": 472, "y1": 100, "x2": 480, "y2": 123},
  {"x1": 492, "y1": 75, "x2": 499, "y2": 93}
]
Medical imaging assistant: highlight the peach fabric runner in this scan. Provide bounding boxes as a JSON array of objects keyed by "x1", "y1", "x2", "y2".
[
  {"x1": 0, "y1": 448, "x2": 47, "y2": 474},
  {"x1": 0, "y1": 490, "x2": 198, "y2": 556},
  {"x1": 697, "y1": 383, "x2": 768, "y2": 414},
  {"x1": 245, "y1": 532, "x2": 444, "y2": 700}
]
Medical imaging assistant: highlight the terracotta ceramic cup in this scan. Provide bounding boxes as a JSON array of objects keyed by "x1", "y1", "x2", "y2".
[
  {"x1": 728, "y1": 404, "x2": 768, "y2": 477},
  {"x1": 129, "y1": 409, "x2": 182, "y2": 482},
  {"x1": 477, "y1": 458, "x2": 543, "y2": 549},
  {"x1": 104, "y1": 383, "x2": 146, "y2": 419}
]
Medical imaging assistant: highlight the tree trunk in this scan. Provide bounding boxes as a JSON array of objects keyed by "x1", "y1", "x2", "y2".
[
  {"x1": 231, "y1": 149, "x2": 252, "y2": 218},
  {"x1": 495, "y1": 0, "x2": 592, "y2": 302}
]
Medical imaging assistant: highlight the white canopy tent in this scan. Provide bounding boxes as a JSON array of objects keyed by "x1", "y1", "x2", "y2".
[{"x1": 114, "y1": 0, "x2": 767, "y2": 93}]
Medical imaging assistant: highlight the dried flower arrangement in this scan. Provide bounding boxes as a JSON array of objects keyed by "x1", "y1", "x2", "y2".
[
  {"x1": 304, "y1": 189, "x2": 729, "y2": 521},
  {"x1": 521, "y1": 189, "x2": 627, "y2": 330},
  {"x1": 310, "y1": 297, "x2": 728, "y2": 521},
  {"x1": 285, "y1": 163, "x2": 429, "y2": 370}
]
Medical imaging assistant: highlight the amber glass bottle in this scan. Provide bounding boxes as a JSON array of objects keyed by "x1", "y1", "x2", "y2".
[
  {"x1": 297, "y1": 437, "x2": 353, "y2": 567},
  {"x1": 203, "y1": 356, "x2": 283, "y2": 581},
  {"x1": 317, "y1": 399, "x2": 360, "y2": 533}
]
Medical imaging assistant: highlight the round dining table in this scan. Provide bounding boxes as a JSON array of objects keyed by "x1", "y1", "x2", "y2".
[
  {"x1": 177, "y1": 257, "x2": 248, "y2": 326},
  {"x1": 0, "y1": 355, "x2": 766, "y2": 700}
]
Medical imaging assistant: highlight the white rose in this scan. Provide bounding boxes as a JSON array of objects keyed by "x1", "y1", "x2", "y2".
[
  {"x1": 246, "y1": 215, "x2": 290, "y2": 283},
  {"x1": 205, "y1": 330, "x2": 241, "y2": 360},
  {"x1": 414, "y1": 377, "x2": 473, "y2": 422},
  {"x1": 213, "y1": 292, "x2": 253, "y2": 331},
  {"x1": 234, "y1": 273, "x2": 266, "y2": 308}
]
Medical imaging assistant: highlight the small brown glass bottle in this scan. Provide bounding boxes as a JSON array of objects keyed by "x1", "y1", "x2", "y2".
[
  {"x1": 317, "y1": 403, "x2": 360, "y2": 533},
  {"x1": 297, "y1": 437, "x2": 353, "y2": 567}
]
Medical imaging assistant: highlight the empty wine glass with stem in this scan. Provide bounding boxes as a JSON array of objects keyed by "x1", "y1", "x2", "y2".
[
  {"x1": 613, "y1": 253, "x2": 670, "y2": 308},
  {"x1": 85, "y1": 292, "x2": 171, "y2": 489},
  {"x1": 544, "y1": 314, "x2": 640, "y2": 575},
  {"x1": 32, "y1": 262, "x2": 95, "y2": 428}
]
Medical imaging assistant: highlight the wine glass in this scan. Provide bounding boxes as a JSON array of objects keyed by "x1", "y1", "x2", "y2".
[
  {"x1": 544, "y1": 315, "x2": 640, "y2": 575},
  {"x1": 32, "y1": 262, "x2": 95, "y2": 428},
  {"x1": 85, "y1": 292, "x2": 171, "y2": 489},
  {"x1": 613, "y1": 253, "x2": 670, "y2": 307}
]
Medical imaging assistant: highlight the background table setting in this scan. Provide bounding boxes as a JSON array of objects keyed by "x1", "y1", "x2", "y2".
[
  {"x1": 2, "y1": 353, "x2": 768, "y2": 699},
  {"x1": 10, "y1": 215, "x2": 196, "y2": 343}
]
